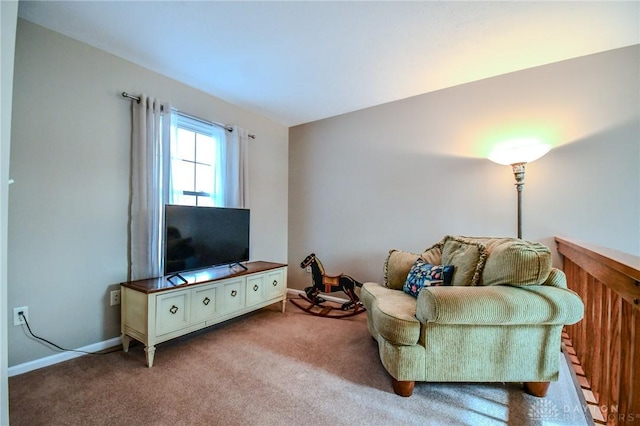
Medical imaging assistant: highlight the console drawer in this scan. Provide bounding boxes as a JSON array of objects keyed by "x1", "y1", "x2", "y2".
[
  {"x1": 220, "y1": 278, "x2": 245, "y2": 314},
  {"x1": 156, "y1": 290, "x2": 190, "y2": 335},
  {"x1": 264, "y1": 269, "x2": 285, "y2": 300},
  {"x1": 192, "y1": 284, "x2": 218, "y2": 322}
]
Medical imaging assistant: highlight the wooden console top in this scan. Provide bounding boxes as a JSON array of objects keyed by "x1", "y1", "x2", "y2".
[{"x1": 121, "y1": 261, "x2": 287, "y2": 294}]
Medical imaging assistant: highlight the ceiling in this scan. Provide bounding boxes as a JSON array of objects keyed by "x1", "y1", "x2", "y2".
[{"x1": 17, "y1": 1, "x2": 640, "y2": 127}]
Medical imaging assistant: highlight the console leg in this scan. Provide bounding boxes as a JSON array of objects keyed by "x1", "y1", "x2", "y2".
[
  {"x1": 392, "y1": 378, "x2": 415, "y2": 397},
  {"x1": 121, "y1": 334, "x2": 132, "y2": 352},
  {"x1": 524, "y1": 381, "x2": 550, "y2": 397},
  {"x1": 145, "y1": 345, "x2": 156, "y2": 368},
  {"x1": 281, "y1": 296, "x2": 287, "y2": 313}
]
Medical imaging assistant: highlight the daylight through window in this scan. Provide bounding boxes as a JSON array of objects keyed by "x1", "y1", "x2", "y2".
[{"x1": 170, "y1": 113, "x2": 225, "y2": 206}]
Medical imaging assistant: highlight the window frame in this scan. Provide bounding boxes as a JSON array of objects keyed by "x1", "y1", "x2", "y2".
[{"x1": 170, "y1": 112, "x2": 223, "y2": 207}]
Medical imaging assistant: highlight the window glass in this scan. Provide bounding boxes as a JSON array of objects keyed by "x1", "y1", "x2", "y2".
[
  {"x1": 170, "y1": 113, "x2": 224, "y2": 206},
  {"x1": 176, "y1": 128, "x2": 195, "y2": 161}
]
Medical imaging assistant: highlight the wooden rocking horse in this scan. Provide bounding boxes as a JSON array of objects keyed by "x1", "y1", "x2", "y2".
[{"x1": 290, "y1": 253, "x2": 366, "y2": 318}]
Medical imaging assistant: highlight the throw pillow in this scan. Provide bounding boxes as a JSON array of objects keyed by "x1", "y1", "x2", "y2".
[
  {"x1": 384, "y1": 249, "x2": 421, "y2": 290},
  {"x1": 422, "y1": 240, "x2": 444, "y2": 265},
  {"x1": 403, "y1": 259, "x2": 454, "y2": 297},
  {"x1": 441, "y1": 236, "x2": 487, "y2": 286}
]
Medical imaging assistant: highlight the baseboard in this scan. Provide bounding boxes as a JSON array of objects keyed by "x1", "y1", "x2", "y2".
[
  {"x1": 286, "y1": 288, "x2": 349, "y2": 304},
  {"x1": 8, "y1": 336, "x2": 122, "y2": 377},
  {"x1": 10, "y1": 291, "x2": 344, "y2": 377}
]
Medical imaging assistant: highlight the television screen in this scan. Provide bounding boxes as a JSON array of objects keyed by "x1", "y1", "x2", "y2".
[{"x1": 164, "y1": 205, "x2": 250, "y2": 275}]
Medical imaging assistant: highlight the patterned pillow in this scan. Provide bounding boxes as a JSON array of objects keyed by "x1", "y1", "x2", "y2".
[{"x1": 403, "y1": 259, "x2": 454, "y2": 297}]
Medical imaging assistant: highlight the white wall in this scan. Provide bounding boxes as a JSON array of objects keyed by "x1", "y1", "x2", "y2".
[
  {"x1": 8, "y1": 19, "x2": 288, "y2": 367},
  {"x1": 1, "y1": 1, "x2": 19, "y2": 421},
  {"x1": 288, "y1": 45, "x2": 639, "y2": 290}
]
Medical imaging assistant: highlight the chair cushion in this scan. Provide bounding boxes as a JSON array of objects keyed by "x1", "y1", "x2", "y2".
[
  {"x1": 463, "y1": 237, "x2": 552, "y2": 286},
  {"x1": 361, "y1": 282, "x2": 421, "y2": 346}
]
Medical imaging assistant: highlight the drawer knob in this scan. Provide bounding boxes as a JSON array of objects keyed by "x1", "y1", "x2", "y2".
[
  {"x1": 231, "y1": 290, "x2": 237, "y2": 297},
  {"x1": 169, "y1": 305, "x2": 179, "y2": 314},
  {"x1": 203, "y1": 297, "x2": 210, "y2": 306},
  {"x1": 272, "y1": 280, "x2": 278, "y2": 286},
  {"x1": 253, "y1": 284, "x2": 259, "y2": 292}
]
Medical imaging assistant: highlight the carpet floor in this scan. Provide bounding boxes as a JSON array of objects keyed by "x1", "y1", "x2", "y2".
[{"x1": 9, "y1": 300, "x2": 588, "y2": 425}]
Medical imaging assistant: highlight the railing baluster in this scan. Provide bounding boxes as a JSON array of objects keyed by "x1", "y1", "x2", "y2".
[
  {"x1": 631, "y1": 313, "x2": 640, "y2": 418},
  {"x1": 592, "y1": 274, "x2": 602, "y2": 401},
  {"x1": 609, "y1": 291, "x2": 622, "y2": 425},
  {"x1": 618, "y1": 302, "x2": 633, "y2": 422},
  {"x1": 598, "y1": 286, "x2": 615, "y2": 422}
]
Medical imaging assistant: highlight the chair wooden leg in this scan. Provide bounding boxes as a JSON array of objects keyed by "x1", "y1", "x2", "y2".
[
  {"x1": 523, "y1": 381, "x2": 550, "y2": 397},
  {"x1": 392, "y1": 378, "x2": 415, "y2": 397}
]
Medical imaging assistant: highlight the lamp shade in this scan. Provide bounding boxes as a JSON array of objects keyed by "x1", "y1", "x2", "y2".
[{"x1": 488, "y1": 138, "x2": 551, "y2": 165}]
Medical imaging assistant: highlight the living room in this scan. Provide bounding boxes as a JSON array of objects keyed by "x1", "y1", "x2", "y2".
[{"x1": 1, "y1": 1, "x2": 639, "y2": 424}]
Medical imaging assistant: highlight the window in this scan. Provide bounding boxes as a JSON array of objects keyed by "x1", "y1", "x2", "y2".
[{"x1": 170, "y1": 113, "x2": 226, "y2": 206}]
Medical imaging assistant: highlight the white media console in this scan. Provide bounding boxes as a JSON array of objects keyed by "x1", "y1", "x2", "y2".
[{"x1": 120, "y1": 261, "x2": 287, "y2": 367}]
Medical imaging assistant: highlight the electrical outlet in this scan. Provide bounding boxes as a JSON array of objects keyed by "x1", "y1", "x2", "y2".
[
  {"x1": 110, "y1": 290, "x2": 121, "y2": 306},
  {"x1": 305, "y1": 266, "x2": 311, "y2": 273},
  {"x1": 13, "y1": 306, "x2": 28, "y2": 326}
]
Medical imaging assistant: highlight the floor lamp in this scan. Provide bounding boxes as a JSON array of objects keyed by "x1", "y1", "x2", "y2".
[{"x1": 489, "y1": 139, "x2": 551, "y2": 239}]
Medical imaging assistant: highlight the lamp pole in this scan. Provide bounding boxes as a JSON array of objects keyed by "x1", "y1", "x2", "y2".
[
  {"x1": 488, "y1": 139, "x2": 551, "y2": 241},
  {"x1": 511, "y1": 163, "x2": 526, "y2": 239}
]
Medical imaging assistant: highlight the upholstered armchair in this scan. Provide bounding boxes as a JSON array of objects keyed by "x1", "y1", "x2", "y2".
[{"x1": 361, "y1": 236, "x2": 584, "y2": 397}]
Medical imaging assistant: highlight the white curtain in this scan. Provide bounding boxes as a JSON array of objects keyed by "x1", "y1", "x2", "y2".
[
  {"x1": 167, "y1": 112, "x2": 180, "y2": 205},
  {"x1": 223, "y1": 125, "x2": 249, "y2": 208},
  {"x1": 129, "y1": 95, "x2": 172, "y2": 280},
  {"x1": 211, "y1": 124, "x2": 228, "y2": 207}
]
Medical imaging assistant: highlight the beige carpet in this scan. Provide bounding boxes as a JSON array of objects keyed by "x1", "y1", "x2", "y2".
[{"x1": 9, "y1": 300, "x2": 588, "y2": 425}]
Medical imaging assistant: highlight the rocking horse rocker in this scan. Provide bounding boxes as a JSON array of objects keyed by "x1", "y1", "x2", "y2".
[{"x1": 291, "y1": 253, "x2": 366, "y2": 318}]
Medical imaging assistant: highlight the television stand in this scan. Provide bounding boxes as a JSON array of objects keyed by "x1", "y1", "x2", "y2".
[{"x1": 120, "y1": 261, "x2": 287, "y2": 367}]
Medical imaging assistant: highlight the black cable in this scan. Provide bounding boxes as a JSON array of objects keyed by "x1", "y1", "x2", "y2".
[{"x1": 19, "y1": 312, "x2": 122, "y2": 355}]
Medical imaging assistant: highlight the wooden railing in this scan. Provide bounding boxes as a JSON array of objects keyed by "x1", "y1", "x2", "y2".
[{"x1": 556, "y1": 237, "x2": 640, "y2": 425}]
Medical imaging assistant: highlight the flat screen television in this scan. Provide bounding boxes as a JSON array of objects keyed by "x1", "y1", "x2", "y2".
[{"x1": 164, "y1": 205, "x2": 250, "y2": 276}]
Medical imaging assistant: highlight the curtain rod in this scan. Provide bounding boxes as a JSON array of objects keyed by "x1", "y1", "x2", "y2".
[{"x1": 121, "y1": 92, "x2": 255, "y2": 139}]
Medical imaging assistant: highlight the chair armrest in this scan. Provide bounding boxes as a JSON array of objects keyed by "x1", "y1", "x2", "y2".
[{"x1": 416, "y1": 285, "x2": 584, "y2": 326}]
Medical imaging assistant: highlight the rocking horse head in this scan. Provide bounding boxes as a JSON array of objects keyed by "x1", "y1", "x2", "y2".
[
  {"x1": 300, "y1": 253, "x2": 327, "y2": 276},
  {"x1": 300, "y1": 253, "x2": 316, "y2": 269}
]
